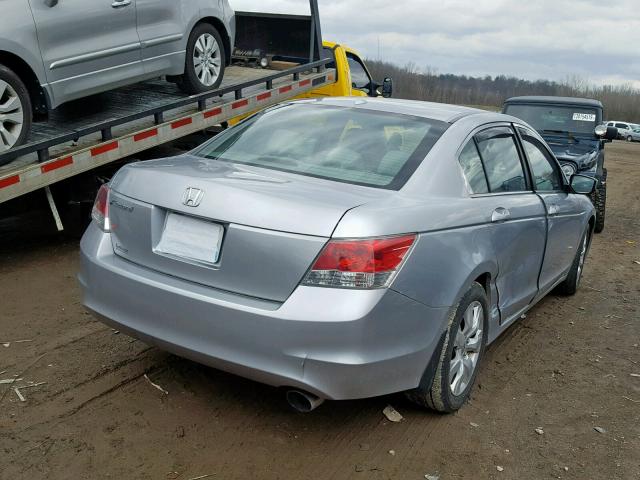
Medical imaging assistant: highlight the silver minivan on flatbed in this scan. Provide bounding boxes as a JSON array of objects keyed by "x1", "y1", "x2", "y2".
[{"x1": 1, "y1": 0, "x2": 235, "y2": 151}]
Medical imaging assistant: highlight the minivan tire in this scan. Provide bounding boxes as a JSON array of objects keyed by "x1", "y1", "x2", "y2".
[
  {"x1": 0, "y1": 64, "x2": 32, "y2": 152},
  {"x1": 406, "y1": 282, "x2": 488, "y2": 413},
  {"x1": 178, "y1": 23, "x2": 226, "y2": 94}
]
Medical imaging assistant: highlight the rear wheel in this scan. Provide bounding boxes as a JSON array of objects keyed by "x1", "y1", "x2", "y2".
[
  {"x1": 0, "y1": 65, "x2": 31, "y2": 152},
  {"x1": 178, "y1": 23, "x2": 226, "y2": 94},
  {"x1": 593, "y1": 168, "x2": 607, "y2": 234},
  {"x1": 406, "y1": 282, "x2": 487, "y2": 413},
  {"x1": 557, "y1": 228, "x2": 590, "y2": 295},
  {"x1": 627, "y1": 136, "x2": 633, "y2": 142}
]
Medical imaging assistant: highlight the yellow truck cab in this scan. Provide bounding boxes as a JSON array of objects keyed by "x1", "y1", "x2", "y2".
[
  {"x1": 302, "y1": 41, "x2": 392, "y2": 99},
  {"x1": 229, "y1": 42, "x2": 392, "y2": 125}
]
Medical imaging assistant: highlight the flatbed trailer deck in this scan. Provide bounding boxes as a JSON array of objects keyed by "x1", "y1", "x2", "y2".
[{"x1": 0, "y1": 61, "x2": 334, "y2": 205}]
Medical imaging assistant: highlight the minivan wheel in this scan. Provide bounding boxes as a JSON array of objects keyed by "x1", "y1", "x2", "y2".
[
  {"x1": 178, "y1": 23, "x2": 226, "y2": 94},
  {"x1": 0, "y1": 65, "x2": 31, "y2": 152},
  {"x1": 406, "y1": 282, "x2": 487, "y2": 413},
  {"x1": 557, "y1": 228, "x2": 590, "y2": 296},
  {"x1": 627, "y1": 136, "x2": 632, "y2": 142}
]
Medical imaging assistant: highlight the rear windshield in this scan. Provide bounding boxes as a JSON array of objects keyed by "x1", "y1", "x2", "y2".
[
  {"x1": 193, "y1": 103, "x2": 448, "y2": 189},
  {"x1": 504, "y1": 104, "x2": 601, "y2": 136}
]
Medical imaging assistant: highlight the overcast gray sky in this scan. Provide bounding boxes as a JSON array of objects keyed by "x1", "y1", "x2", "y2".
[{"x1": 233, "y1": 0, "x2": 640, "y2": 87}]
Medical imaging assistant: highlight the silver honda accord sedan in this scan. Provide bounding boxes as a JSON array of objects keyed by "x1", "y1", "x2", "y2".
[{"x1": 79, "y1": 98, "x2": 597, "y2": 412}]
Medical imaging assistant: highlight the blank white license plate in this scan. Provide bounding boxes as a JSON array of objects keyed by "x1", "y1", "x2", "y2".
[{"x1": 155, "y1": 212, "x2": 224, "y2": 265}]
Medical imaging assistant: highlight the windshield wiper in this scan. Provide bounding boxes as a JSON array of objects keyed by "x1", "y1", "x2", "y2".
[{"x1": 541, "y1": 129, "x2": 576, "y2": 141}]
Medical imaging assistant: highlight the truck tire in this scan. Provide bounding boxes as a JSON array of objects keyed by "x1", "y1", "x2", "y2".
[
  {"x1": 178, "y1": 23, "x2": 226, "y2": 94},
  {"x1": 0, "y1": 64, "x2": 32, "y2": 152},
  {"x1": 406, "y1": 282, "x2": 487, "y2": 413},
  {"x1": 557, "y1": 228, "x2": 590, "y2": 295},
  {"x1": 593, "y1": 168, "x2": 607, "y2": 234}
]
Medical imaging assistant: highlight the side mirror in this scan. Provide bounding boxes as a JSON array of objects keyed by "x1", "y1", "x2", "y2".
[
  {"x1": 377, "y1": 77, "x2": 393, "y2": 98},
  {"x1": 595, "y1": 125, "x2": 617, "y2": 141},
  {"x1": 570, "y1": 174, "x2": 597, "y2": 195}
]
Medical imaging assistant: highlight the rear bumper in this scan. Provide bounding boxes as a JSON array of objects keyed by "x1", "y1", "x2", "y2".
[{"x1": 78, "y1": 224, "x2": 450, "y2": 400}]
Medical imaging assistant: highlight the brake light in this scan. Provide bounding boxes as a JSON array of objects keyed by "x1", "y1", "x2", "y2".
[
  {"x1": 303, "y1": 235, "x2": 416, "y2": 289},
  {"x1": 91, "y1": 184, "x2": 110, "y2": 232}
]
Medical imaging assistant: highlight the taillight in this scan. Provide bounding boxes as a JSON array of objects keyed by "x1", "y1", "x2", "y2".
[
  {"x1": 91, "y1": 184, "x2": 110, "y2": 232},
  {"x1": 303, "y1": 234, "x2": 416, "y2": 289}
]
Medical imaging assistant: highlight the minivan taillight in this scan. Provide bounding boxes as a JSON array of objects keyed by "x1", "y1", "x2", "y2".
[
  {"x1": 91, "y1": 184, "x2": 110, "y2": 232},
  {"x1": 303, "y1": 235, "x2": 416, "y2": 289}
]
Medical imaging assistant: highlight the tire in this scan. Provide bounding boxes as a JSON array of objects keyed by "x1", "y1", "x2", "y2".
[
  {"x1": 557, "y1": 228, "x2": 590, "y2": 295},
  {"x1": 593, "y1": 168, "x2": 607, "y2": 234},
  {"x1": 406, "y1": 282, "x2": 488, "y2": 413},
  {"x1": 178, "y1": 23, "x2": 226, "y2": 94},
  {"x1": 0, "y1": 64, "x2": 32, "y2": 152},
  {"x1": 627, "y1": 136, "x2": 632, "y2": 142}
]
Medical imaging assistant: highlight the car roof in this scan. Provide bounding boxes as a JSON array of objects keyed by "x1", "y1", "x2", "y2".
[
  {"x1": 292, "y1": 97, "x2": 497, "y2": 123},
  {"x1": 504, "y1": 95, "x2": 603, "y2": 109}
]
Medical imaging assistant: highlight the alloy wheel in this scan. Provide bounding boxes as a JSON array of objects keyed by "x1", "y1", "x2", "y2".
[
  {"x1": 193, "y1": 33, "x2": 221, "y2": 87},
  {"x1": 0, "y1": 79, "x2": 24, "y2": 152},
  {"x1": 576, "y1": 233, "x2": 588, "y2": 286},
  {"x1": 449, "y1": 300, "x2": 484, "y2": 396}
]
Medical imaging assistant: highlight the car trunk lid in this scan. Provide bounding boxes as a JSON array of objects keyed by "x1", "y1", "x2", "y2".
[{"x1": 107, "y1": 157, "x2": 390, "y2": 301}]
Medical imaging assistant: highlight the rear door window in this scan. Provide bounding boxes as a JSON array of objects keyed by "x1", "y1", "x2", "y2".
[
  {"x1": 458, "y1": 140, "x2": 489, "y2": 194},
  {"x1": 475, "y1": 127, "x2": 528, "y2": 193}
]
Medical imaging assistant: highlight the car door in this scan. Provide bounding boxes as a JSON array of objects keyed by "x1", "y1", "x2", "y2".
[
  {"x1": 28, "y1": 0, "x2": 143, "y2": 106},
  {"x1": 135, "y1": 0, "x2": 189, "y2": 75},
  {"x1": 516, "y1": 126, "x2": 585, "y2": 293},
  {"x1": 472, "y1": 126, "x2": 547, "y2": 323}
]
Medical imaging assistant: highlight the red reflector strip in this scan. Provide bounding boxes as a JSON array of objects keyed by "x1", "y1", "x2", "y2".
[
  {"x1": 232, "y1": 99, "x2": 249, "y2": 109},
  {"x1": 91, "y1": 141, "x2": 118, "y2": 157},
  {"x1": 171, "y1": 118, "x2": 193, "y2": 129},
  {"x1": 0, "y1": 175, "x2": 20, "y2": 189},
  {"x1": 204, "y1": 107, "x2": 222, "y2": 118},
  {"x1": 257, "y1": 92, "x2": 271, "y2": 101},
  {"x1": 134, "y1": 129, "x2": 158, "y2": 142},
  {"x1": 279, "y1": 85, "x2": 292, "y2": 94},
  {"x1": 41, "y1": 156, "x2": 73, "y2": 173},
  {"x1": 299, "y1": 79, "x2": 311, "y2": 87}
]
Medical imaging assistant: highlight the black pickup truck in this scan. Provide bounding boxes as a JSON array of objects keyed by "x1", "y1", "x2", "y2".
[{"x1": 503, "y1": 96, "x2": 617, "y2": 233}]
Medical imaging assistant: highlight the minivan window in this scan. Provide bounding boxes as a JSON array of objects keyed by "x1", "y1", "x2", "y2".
[
  {"x1": 194, "y1": 104, "x2": 449, "y2": 190},
  {"x1": 615, "y1": 123, "x2": 628, "y2": 129},
  {"x1": 518, "y1": 129, "x2": 563, "y2": 192},
  {"x1": 458, "y1": 140, "x2": 489, "y2": 194},
  {"x1": 475, "y1": 128, "x2": 527, "y2": 193}
]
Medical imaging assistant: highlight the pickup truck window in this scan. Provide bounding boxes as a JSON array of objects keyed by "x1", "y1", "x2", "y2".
[
  {"x1": 346, "y1": 53, "x2": 371, "y2": 94},
  {"x1": 194, "y1": 103, "x2": 448, "y2": 190},
  {"x1": 504, "y1": 104, "x2": 599, "y2": 136},
  {"x1": 458, "y1": 140, "x2": 489, "y2": 194},
  {"x1": 518, "y1": 129, "x2": 563, "y2": 192},
  {"x1": 475, "y1": 127, "x2": 527, "y2": 193}
]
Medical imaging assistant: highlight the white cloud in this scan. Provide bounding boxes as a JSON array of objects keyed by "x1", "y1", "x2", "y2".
[{"x1": 232, "y1": 0, "x2": 640, "y2": 87}]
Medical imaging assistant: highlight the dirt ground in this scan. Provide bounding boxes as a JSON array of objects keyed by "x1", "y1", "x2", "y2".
[{"x1": 1, "y1": 142, "x2": 639, "y2": 480}]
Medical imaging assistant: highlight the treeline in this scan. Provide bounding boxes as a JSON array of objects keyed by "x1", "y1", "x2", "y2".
[{"x1": 366, "y1": 60, "x2": 640, "y2": 123}]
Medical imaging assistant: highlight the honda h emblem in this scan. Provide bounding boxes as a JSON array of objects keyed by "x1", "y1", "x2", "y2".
[{"x1": 182, "y1": 187, "x2": 204, "y2": 207}]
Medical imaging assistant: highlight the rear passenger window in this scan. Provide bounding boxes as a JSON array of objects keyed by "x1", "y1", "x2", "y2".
[
  {"x1": 458, "y1": 141, "x2": 488, "y2": 193},
  {"x1": 475, "y1": 128, "x2": 527, "y2": 193}
]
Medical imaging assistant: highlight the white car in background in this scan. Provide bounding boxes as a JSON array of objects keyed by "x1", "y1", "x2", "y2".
[{"x1": 606, "y1": 121, "x2": 638, "y2": 141}]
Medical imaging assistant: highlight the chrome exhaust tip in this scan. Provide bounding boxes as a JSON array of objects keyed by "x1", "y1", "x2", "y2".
[{"x1": 285, "y1": 389, "x2": 325, "y2": 413}]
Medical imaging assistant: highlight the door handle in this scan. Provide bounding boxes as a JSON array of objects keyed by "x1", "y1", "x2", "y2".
[
  {"x1": 491, "y1": 207, "x2": 511, "y2": 223},
  {"x1": 548, "y1": 204, "x2": 560, "y2": 216},
  {"x1": 112, "y1": 0, "x2": 132, "y2": 8}
]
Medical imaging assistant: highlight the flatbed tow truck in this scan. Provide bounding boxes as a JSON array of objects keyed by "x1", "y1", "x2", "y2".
[{"x1": 0, "y1": 3, "x2": 388, "y2": 230}]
